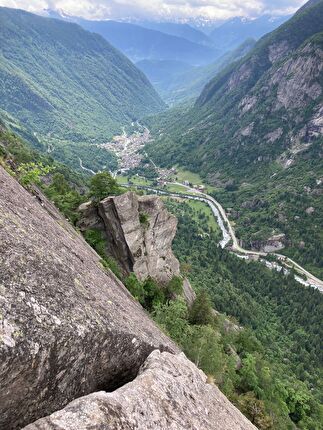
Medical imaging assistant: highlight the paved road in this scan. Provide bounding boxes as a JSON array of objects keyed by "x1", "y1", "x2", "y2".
[
  {"x1": 78, "y1": 157, "x2": 96, "y2": 175},
  {"x1": 125, "y1": 183, "x2": 323, "y2": 292}
]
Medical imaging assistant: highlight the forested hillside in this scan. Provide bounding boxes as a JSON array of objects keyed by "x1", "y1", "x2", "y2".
[
  {"x1": 145, "y1": 0, "x2": 323, "y2": 276},
  {"x1": 165, "y1": 198, "x2": 323, "y2": 430},
  {"x1": 0, "y1": 7, "x2": 165, "y2": 169}
]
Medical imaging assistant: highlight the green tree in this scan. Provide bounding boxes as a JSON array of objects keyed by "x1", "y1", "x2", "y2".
[
  {"x1": 89, "y1": 172, "x2": 120, "y2": 201},
  {"x1": 239, "y1": 353, "x2": 260, "y2": 394},
  {"x1": 51, "y1": 172, "x2": 69, "y2": 194},
  {"x1": 125, "y1": 273, "x2": 145, "y2": 304},
  {"x1": 143, "y1": 277, "x2": 165, "y2": 311},
  {"x1": 189, "y1": 289, "x2": 214, "y2": 326},
  {"x1": 166, "y1": 276, "x2": 183, "y2": 297},
  {"x1": 18, "y1": 162, "x2": 52, "y2": 187},
  {"x1": 238, "y1": 392, "x2": 273, "y2": 429},
  {"x1": 286, "y1": 385, "x2": 311, "y2": 424},
  {"x1": 153, "y1": 298, "x2": 189, "y2": 345},
  {"x1": 183, "y1": 325, "x2": 224, "y2": 380}
]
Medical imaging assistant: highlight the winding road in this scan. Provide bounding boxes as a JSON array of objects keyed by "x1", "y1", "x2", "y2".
[
  {"x1": 125, "y1": 183, "x2": 323, "y2": 293},
  {"x1": 78, "y1": 157, "x2": 96, "y2": 175}
]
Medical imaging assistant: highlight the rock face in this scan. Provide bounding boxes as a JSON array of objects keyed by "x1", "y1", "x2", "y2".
[
  {"x1": 78, "y1": 192, "x2": 181, "y2": 285},
  {"x1": 246, "y1": 233, "x2": 287, "y2": 253},
  {"x1": 0, "y1": 167, "x2": 256, "y2": 430},
  {"x1": 24, "y1": 350, "x2": 257, "y2": 430},
  {"x1": 0, "y1": 168, "x2": 178, "y2": 430}
]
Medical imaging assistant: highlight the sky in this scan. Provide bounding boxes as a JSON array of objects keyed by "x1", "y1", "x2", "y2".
[{"x1": 0, "y1": 0, "x2": 308, "y2": 21}]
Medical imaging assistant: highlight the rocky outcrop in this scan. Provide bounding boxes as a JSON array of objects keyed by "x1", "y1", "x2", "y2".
[
  {"x1": 78, "y1": 192, "x2": 197, "y2": 304},
  {"x1": 0, "y1": 167, "x2": 256, "y2": 430},
  {"x1": 78, "y1": 192, "x2": 181, "y2": 285},
  {"x1": 24, "y1": 350, "x2": 256, "y2": 430},
  {"x1": 246, "y1": 233, "x2": 287, "y2": 253},
  {"x1": 0, "y1": 167, "x2": 178, "y2": 430},
  {"x1": 269, "y1": 43, "x2": 323, "y2": 111}
]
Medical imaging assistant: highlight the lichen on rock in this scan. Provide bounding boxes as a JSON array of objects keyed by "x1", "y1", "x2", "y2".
[
  {"x1": 0, "y1": 167, "x2": 178, "y2": 430},
  {"x1": 23, "y1": 350, "x2": 257, "y2": 430}
]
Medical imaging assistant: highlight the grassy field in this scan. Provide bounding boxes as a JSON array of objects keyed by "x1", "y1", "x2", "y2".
[
  {"x1": 116, "y1": 175, "x2": 152, "y2": 186},
  {"x1": 164, "y1": 183, "x2": 189, "y2": 193},
  {"x1": 171, "y1": 167, "x2": 202, "y2": 184},
  {"x1": 163, "y1": 196, "x2": 220, "y2": 234},
  {"x1": 171, "y1": 167, "x2": 216, "y2": 193},
  {"x1": 186, "y1": 199, "x2": 220, "y2": 233}
]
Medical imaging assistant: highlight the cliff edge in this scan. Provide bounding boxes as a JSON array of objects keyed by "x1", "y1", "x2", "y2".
[
  {"x1": 0, "y1": 167, "x2": 255, "y2": 430},
  {"x1": 78, "y1": 192, "x2": 181, "y2": 285}
]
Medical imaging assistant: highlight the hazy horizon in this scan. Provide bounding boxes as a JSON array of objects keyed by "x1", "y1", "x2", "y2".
[{"x1": 0, "y1": 0, "x2": 308, "y2": 22}]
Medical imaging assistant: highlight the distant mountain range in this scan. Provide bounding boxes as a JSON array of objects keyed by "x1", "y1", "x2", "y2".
[
  {"x1": 209, "y1": 15, "x2": 290, "y2": 51},
  {"x1": 44, "y1": 9, "x2": 290, "y2": 69},
  {"x1": 40, "y1": 9, "x2": 293, "y2": 105},
  {"x1": 136, "y1": 21, "x2": 213, "y2": 46},
  {"x1": 137, "y1": 38, "x2": 256, "y2": 104}
]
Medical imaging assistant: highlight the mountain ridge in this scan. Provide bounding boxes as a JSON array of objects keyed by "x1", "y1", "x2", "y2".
[
  {"x1": 145, "y1": 0, "x2": 323, "y2": 277},
  {"x1": 73, "y1": 19, "x2": 221, "y2": 65},
  {"x1": 0, "y1": 7, "x2": 165, "y2": 169}
]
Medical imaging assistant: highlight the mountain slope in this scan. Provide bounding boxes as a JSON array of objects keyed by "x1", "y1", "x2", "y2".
[
  {"x1": 137, "y1": 21, "x2": 213, "y2": 46},
  {"x1": 75, "y1": 19, "x2": 220, "y2": 65},
  {"x1": 137, "y1": 38, "x2": 256, "y2": 104},
  {"x1": 210, "y1": 15, "x2": 290, "y2": 52},
  {"x1": 0, "y1": 7, "x2": 165, "y2": 168},
  {"x1": 145, "y1": 0, "x2": 323, "y2": 276}
]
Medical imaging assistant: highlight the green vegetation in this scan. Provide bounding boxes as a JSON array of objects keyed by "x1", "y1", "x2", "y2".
[
  {"x1": 83, "y1": 229, "x2": 122, "y2": 279},
  {"x1": 89, "y1": 172, "x2": 121, "y2": 202},
  {"x1": 162, "y1": 198, "x2": 323, "y2": 430},
  {"x1": 147, "y1": 38, "x2": 256, "y2": 105},
  {"x1": 185, "y1": 199, "x2": 219, "y2": 232},
  {"x1": 0, "y1": 119, "x2": 88, "y2": 223},
  {"x1": 164, "y1": 183, "x2": 188, "y2": 193},
  {"x1": 171, "y1": 167, "x2": 205, "y2": 186},
  {"x1": 139, "y1": 211, "x2": 150, "y2": 228},
  {"x1": 0, "y1": 121, "x2": 126, "y2": 224},
  {"x1": 0, "y1": 7, "x2": 165, "y2": 170},
  {"x1": 17, "y1": 162, "x2": 52, "y2": 187},
  {"x1": 117, "y1": 175, "x2": 152, "y2": 186},
  {"x1": 45, "y1": 173, "x2": 86, "y2": 224},
  {"x1": 124, "y1": 273, "x2": 184, "y2": 311},
  {"x1": 144, "y1": 3, "x2": 323, "y2": 276}
]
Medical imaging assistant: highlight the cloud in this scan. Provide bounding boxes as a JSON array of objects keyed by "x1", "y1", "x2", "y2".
[{"x1": 0, "y1": 0, "x2": 308, "y2": 20}]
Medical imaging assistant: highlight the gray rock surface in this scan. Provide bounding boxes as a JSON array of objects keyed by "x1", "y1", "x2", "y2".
[
  {"x1": 270, "y1": 43, "x2": 323, "y2": 111},
  {"x1": 78, "y1": 192, "x2": 197, "y2": 304},
  {"x1": 24, "y1": 350, "x2": 257, "y2": 430},
  {"x1": 182, "y1": 278, "x2": 196, "y2": 307},
  {"x1": 79, "y1": 192, "x2": 181, "y2": 285},
  {"x1": 0, "y1": 167, "x2": 178, "y2": 430},
  {"x1": 246, "y1": 233, "x2": 287, "y2": 253}
]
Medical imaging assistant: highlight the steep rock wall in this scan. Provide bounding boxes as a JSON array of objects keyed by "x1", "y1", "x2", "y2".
[
  {"x1": 78, "y1": 192, "x2": 181, "y2": 285},
  {"x1": 0, "y1": 168, "x2": 178, "y2": 430}
]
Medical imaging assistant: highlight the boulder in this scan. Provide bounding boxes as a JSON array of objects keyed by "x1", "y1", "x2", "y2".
[
  {"x1": 0, "y1": 167, "x2": 178, "y2": 430},
  {"x1": 24, "y1": 350, "x2": 257, "y2": 430}
]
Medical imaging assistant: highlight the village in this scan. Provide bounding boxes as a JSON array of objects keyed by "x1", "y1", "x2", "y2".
[
  {"x1": 96, "y1": 126, "x2": 151, "y2": 173},
  {"x1": 96, "y1": 126, "x2": 207, "y2": 192}
]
